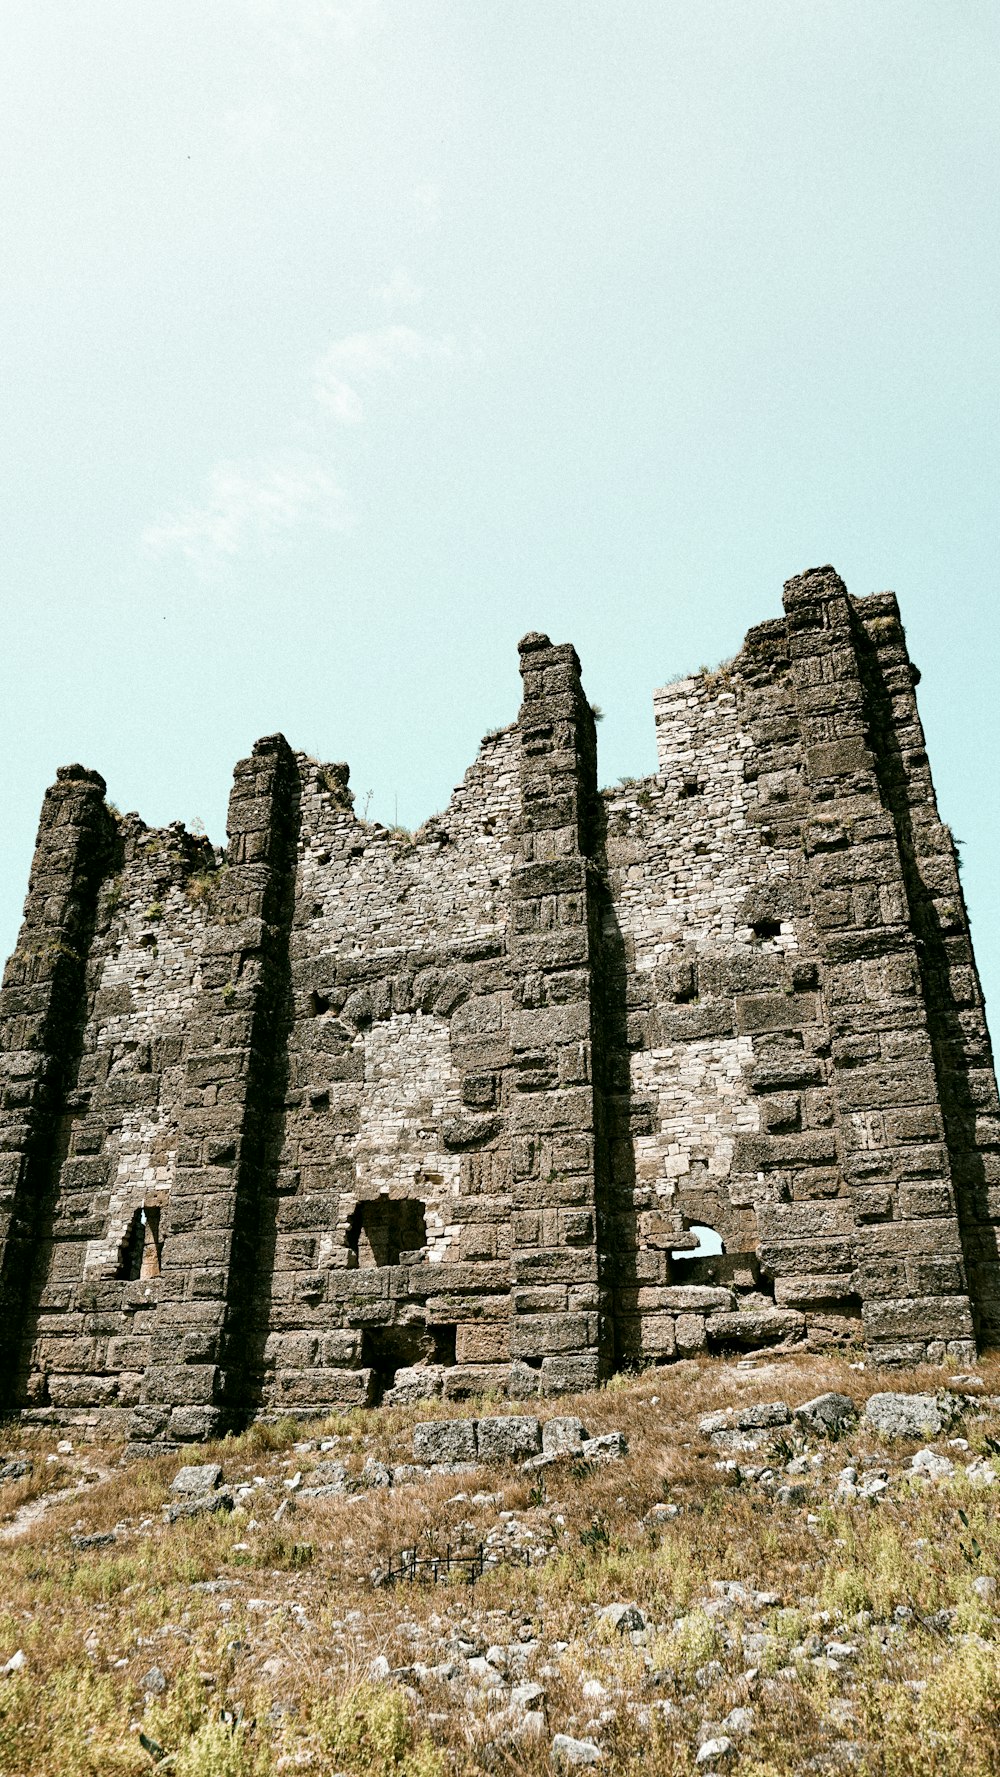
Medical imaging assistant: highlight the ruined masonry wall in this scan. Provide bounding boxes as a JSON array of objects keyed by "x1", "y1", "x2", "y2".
[
  {"x1": 1, "y1": 565, "x2": 998, "y2": 1443},
  {"x1": 20, "y1": 821, "x2": 216, "y2": 1416},
  {"x1": 256, "y1": 729, "x2": 522, "y2": 1414},
  {"x1": 601, "y1": 659, "x2": 849, "y2": 1366}
]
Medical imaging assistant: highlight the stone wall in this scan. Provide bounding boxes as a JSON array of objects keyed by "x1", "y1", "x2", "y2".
[{"x1": 1, "y1": 566, "x2": 997, "y2": 1441}]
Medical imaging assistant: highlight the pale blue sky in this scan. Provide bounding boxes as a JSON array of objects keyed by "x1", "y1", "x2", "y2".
[{"x1": 1, "y1": 2, "x2": 998, "y2": 1038}]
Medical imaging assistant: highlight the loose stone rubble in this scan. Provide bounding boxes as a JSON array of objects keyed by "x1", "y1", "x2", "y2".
[{"x1": 4, "y1": 1365, "x2": 1000, "y2": 1772}]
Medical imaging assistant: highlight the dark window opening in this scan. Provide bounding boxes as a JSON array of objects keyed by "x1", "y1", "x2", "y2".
[
  {"x1": 118, "y1": 1207, "x2": 162, "y2": 1281},
  {"x1": 309, "y1": 990, "x2": 330, "y2": 1016},
  {"x1": 679, "y1": 778, "x2": 702, "y2": 798},
  {"x1": 347, "y1": 1198, "x2": 427, "y2": 1269},
  {"x1": 361, "y1": 1321, "x2": 455, "y2": 1403},
  {"x1": 430, "y1": 1323, "x2": 457, "y2": 1366},
  {"x1": 751, "y1": 918, "x2": 782, "y2": 943}
]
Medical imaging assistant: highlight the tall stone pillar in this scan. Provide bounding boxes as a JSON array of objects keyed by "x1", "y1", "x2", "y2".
[
  {"x1": 851, "y1": 593, "x2": 1000, "y2": 1344},
  {"x1": 508, "y1": 633, "x2": 611, "y2": 1393},
  {"x1": 0, "y1": 766, "x2": 115, "y2": 1401},
  {"x1": 129, "y1": 735, "x2": 300, "y2": 1445},
  {"x1": 783, "y1": 568, "x2": 976, "y2": 1363}
]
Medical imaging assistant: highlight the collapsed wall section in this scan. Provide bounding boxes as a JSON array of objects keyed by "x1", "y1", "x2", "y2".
[
  {"x1": 600, "y1": 637, "x2": 845, "y2": 1363},
  {"x1": 601, "y1": 567, "x2": 995, "y2": 1368},
  {"x1": 249, "y1": 727, "x2": 521, "y2": 1414}
]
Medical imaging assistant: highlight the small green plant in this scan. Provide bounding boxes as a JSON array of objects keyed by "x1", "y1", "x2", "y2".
[
  {"x1": 314, "y1": 1682, "x2": 445, "y2": 1777},
  {"x1": 102, "y1": 875, "x2": 123, "y2": 920},
  {"x1": 221, "y1": 980, "x2": 237, "y2": 1005},
  {"x1": 144, "y1": 902, "x2": 164, "y2": 923},
  {"x1": 319, "y1": 765, "x2": 353, "y2": 808},
  {"x1": 580, "y1": 1515, "x2": 610, "y2": 1552},
  {"x1": 959, "y1": 1507, "x2": 984, "y2": 1567}
]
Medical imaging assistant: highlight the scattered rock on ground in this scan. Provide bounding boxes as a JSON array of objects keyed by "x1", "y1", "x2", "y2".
[
  {"x1": 910, "y1": 1448, "x2": 954, "y2": 1479},
  {"x1": 170, "y1": 1463, "x2": 222, "y2": 1496},
  {"x1": 581, "y1": 1432, "x2": 627, "y2": 1461},
  {"x1": 735, "y1": 1401, "x2": 790, "y2": 1430},
  {"x1": 543, "y1": 1416, "x2": 588, "y2": 1455},
  {"x1": 553, "y1": 1732, "x2": 603, "y2": 1765},
  {"x1": 794, "y1": 1393, "x2": 857, "y2": 1436},
  {"x1": 477, "y1": 1416, "x2": 542, "y2": 1463},
  {"x1": 864, "y1": 1393, "x2": 952, "y2": 1439},
  {"x1": 412, "y1": 1420, "x2": 478, "y2": 1465},
  {"x1": 598, "y1": 1602, "x2": 647, "y2": 1635},
  {"x1": 0, "y1": 1460, "x2": 33, "y2": 1484},
  {"x1": 165, "y1": 1462, "x2": 232, "y2": 1521}
]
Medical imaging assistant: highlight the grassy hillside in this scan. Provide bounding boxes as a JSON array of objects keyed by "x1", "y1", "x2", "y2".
[{"x1": 2, "y1": 1351, "x2": 1000, "y2": 1776}]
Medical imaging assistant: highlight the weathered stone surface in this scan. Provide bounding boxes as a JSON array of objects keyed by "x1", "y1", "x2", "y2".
[
  {"x1": 794, "y1": 1393, "x2": 857, "y2": 1436},
  {"x1": 476, "y1": 1415, "x2": 542, "y2": 1463},
  {"x1": 735, "y1": 1401, "x2": 790, "y2": 1430},
  {"x1": 170, "y1": 1462, "x2": 221, "y2": 1496},
  {"x1": 581, "y1": 1431, "x2": 627, "y2": 1460},
  {"x1": 598, "y1": 1602, "x2": 646, "y2": 1634},
  {"x1": 542, "y1": 1414, "x2": 588, "y2": 1454},
  {"x1": 552, "y1": 1734, "x2": 603, "y2": 1766},
  {"x1": 412, "y1": 1419, "x2": 478, "y2": 1465},
  {"x1": 864, "y1": 1392, "x2": 953, "y2": 1439},
  {"x1": 1, "y1": 569, "x2": 997, "y2": 1437}
]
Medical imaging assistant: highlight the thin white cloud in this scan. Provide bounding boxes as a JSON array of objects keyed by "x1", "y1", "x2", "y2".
[
  {"x1": 313, "y1": 324, "x2": 455, "y2": 425},
  {"x1": 142, "y1": 455, "x2": 352, "y2": 567},
  {"x1": 374, "y1": 266, "x2": 425, "y2": 313}
]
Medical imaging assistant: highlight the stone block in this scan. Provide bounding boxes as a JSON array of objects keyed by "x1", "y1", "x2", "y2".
[
  {"x1": 443, "y1": 1364, "x2": 511, "y2": 1399},
  {"x1": 864, "y1": 1392, "x2": 951, "y2": 1439},
  {"x1": 170, "y1": 1463, "x2": 222, "y2": 1495},
  {"x1": 46, "y1": 1374, "x2": 119, "y2": 1408},
  {"x1": 510, "y1": 1312, "x2": 595, "y2": 1357},
  {"x1": 863, "y1": 1295, "x2": 974, "y2": 1342},
  {"x1": 736, "y1": 993, "x2": 820, "y2": 1034},
  {"x1": 638, "y1": 1313, "x2": 676, "y2": 1356},
  {"x1": 412, "y1": 1418, "x2": 478, "y2": 1465},
  {"x1": 794, "y1": 1393, "x2": 857, "y2": 1436},
  {"x1": 142, "y1": 1364, "x2": 219, "y2": 1406},
  {"x1": 272, "y1": 1367, "x2": 374, "y2": 1407},
  {"x1": 774, "y1": 1274, "x2": 856, "y2": 1308},
  {"x1": 706, "y1": 1309, "x2": 805, "y2": 1347},
  {"x1": 476, "y1": 1415, "x2": 542, "y2": 1462},
  {"x1": 674, "y1": 1313, "x2": 707, "y2": 1355},
  {"x1": 539, "y1": 1353, "x2": 601, "y2": 1393},
  {"x1": 735, "y1": 1400, "x2": 790, "y2": 1429},
  {"x1": 169, "y1": 1406, "x2": 222, "y2": 1440},
  {"x1": 455, "y1": 1321, "x2": 509, "y2": 1364},
  {"x1": 542, "y1": 1415, "x2": 587, "y2": 1453}
]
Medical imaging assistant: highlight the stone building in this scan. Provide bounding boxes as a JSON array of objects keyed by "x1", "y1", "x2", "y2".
[{"x1": 1, "y1": 566, "x2": 998, "y2": 1446}]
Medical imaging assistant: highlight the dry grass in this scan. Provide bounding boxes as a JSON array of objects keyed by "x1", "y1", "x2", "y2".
[{"x1": 1, "y1": 1352, "x2": 999, "y2": 1775}]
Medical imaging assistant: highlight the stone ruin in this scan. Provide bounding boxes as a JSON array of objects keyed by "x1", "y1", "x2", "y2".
[{"x1": 1, "y1": 566, "x2": 998, "y2": 1447}]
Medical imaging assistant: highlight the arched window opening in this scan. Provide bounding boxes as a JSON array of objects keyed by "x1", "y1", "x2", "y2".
[
  {"x1": 346, "y1": 1198, "x2": 427, "y2": 1269},
  {"x1": 118, "y1": 1206, "x2": 162, "y2": 1281},
  {"x1": 671, "y1": 1223, "x2": 724, "y2": 1263}
]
